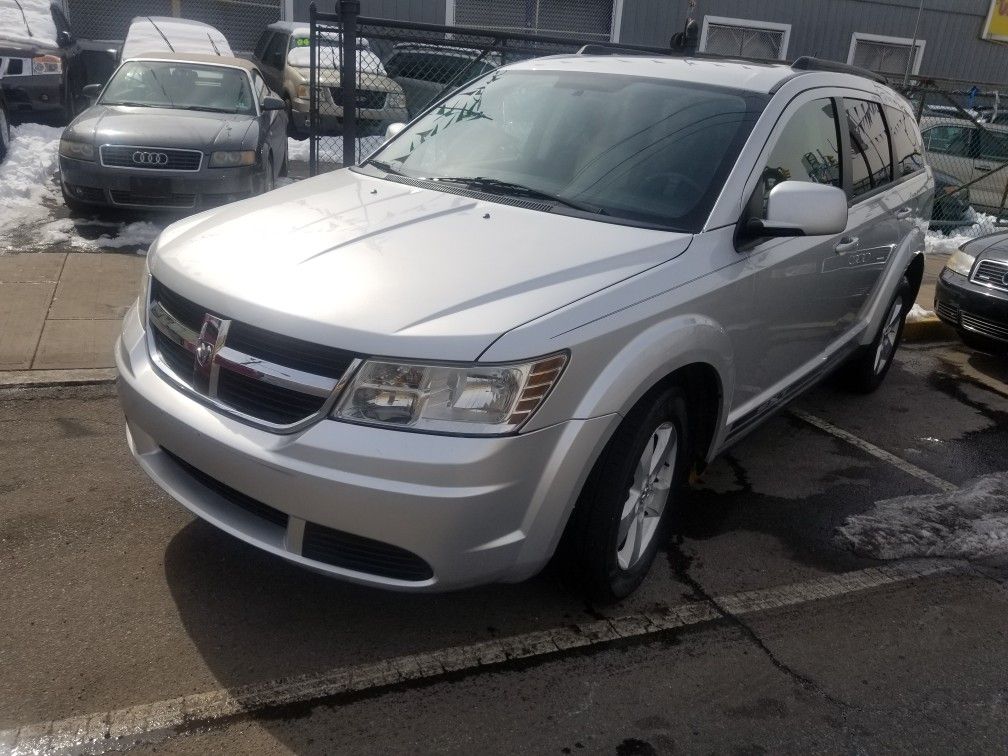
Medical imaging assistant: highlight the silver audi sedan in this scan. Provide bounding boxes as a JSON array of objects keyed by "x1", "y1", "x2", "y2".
[{"x1": 58, "y1": 52, "x2": 288, "y2": 213}]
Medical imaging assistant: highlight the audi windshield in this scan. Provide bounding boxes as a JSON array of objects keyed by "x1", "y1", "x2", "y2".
[
  {"x1": 100, "y1": 61, "x2": 256, "y2": 115},
  {"x1": 362, "y1": 69, "x2": 767, "y2": 232}
]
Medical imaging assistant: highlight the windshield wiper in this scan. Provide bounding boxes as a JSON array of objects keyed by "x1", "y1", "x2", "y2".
[
  {"x1": 365, "y1": 158, "x2": 405, "y2": 176},
  {"x1": 109, "y1": 101, "x2": 155, "y2": 107},
  {"x1": 433, "y1": 176, "x2": 606, "y2": 215},
  {"x1": 173, "y1": 105, "x2": 233, "y2": 113}
]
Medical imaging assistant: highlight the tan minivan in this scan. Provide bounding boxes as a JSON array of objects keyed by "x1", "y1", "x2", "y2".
[{"x1": 252, "y1": 21, "x2": 407, "y2": 138}]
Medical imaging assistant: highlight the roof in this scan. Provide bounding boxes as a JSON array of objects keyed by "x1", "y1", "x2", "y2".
[
  {"x1": 507, "y1": 55, "x2": 795, "y2": 93},
  {"x1": 0, "y1": 0, "x2": 58, "y2": 48},
  {"x1": 126, "y1": 52, "x2": 259, "y2": 72},
  {"x1": 121, "y1": 16, "x2": 233, "y2": 61},
  {"x1": 266, "y1": 21, "x2": 307, "y2": 35}
]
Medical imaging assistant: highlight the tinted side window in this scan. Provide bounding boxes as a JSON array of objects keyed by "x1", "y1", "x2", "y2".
[
  {"x1": 923, "y1": 125, "x2": 973, "y2": 158},
  {"x1": 974, "y1": 128, "x2": 1008, "y2": 161},
  {"x1": 757, "y1": 98, "x2": 841, "y2": 216},
  {"x1": 886, "y1": 105, "x2": 924, "y2": 177},
  {"x1": 846, "y1": 99, "x2": 892, "y2": 199}
]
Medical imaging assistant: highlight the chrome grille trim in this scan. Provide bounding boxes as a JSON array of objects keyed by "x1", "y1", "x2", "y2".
[
  {"x1": 970, "y1": 260, "x2": 1008, "y2": 292},
  {"x1": 100, "y1": 144, "x2": 203, "y2": 172},
  {"x1": 146, "y1": 292, "x2": 359, "y2": 433}
]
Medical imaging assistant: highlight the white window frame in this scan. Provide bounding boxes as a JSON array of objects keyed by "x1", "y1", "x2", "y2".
[
  {"x1": 847, "y1": 32, "x2": 926, "y2": 75},
  {"x1": 698, "y1": 15, "x2": 791, "y2": 60}
]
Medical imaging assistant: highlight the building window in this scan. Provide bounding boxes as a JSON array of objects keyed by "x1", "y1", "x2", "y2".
[
  {"x1": 446, "y1": 0, "x2": 617, "y2": 42},
  {"x1": 699, "y1": 16, "x2": 791, "y2": 60},
  {"x1": 848, "y1": 33, "x2": 925, "y2": 76}
]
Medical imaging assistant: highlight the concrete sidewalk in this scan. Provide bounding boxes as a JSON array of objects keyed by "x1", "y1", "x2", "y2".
[
  {"x1": 0, "y1": 250, "x2": 952, "y2": 383},
  {"x1": 0, "y1": 253, "x2": 144, "y2": 374}
]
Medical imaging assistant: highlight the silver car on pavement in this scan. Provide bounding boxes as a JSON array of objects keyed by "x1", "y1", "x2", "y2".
[
  {"x1": 59, "y1": 53, "x2": 287, "y2": 212},
  {"x1": 117, "y1": 55, "x2": 933, "y2": 600}
]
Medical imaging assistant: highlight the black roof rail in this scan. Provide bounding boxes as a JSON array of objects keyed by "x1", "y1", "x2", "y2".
[
  {"x1": 791, "y1": 56, "x2": 887, "y2": 85},
  {"x1": 576, "y1": 43, "x2": 670, "y2": 57}
]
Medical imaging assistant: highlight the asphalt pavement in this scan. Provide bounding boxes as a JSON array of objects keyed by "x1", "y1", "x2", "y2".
[{"x1": 1, "y1": 341, "x2": 1006, "y2": 754}]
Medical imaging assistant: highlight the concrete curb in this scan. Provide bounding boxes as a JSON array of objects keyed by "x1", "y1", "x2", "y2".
[
  {"x1": 903, "y1": 316, "x2": 957, "y2": 343},
  {"x1": 0, "y1": 368, "x2": 117, "y2": 388}
]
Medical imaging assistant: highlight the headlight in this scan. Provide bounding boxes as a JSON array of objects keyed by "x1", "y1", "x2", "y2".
[
  {"x1": 209, "y1": 150, "x2": 256, "y2": 168},
  {"x1": 333, "y1": 353, "x2": 567, "y2": 435},
  {"x1": 32, "y1": 54, "x2": 62, "y2": 74},
  {"x1": 388, "y1": 91, "x2": 407, "y2": 109},
  {"x1": 946, "y1": 248, "x2": 976, "y2": 277},
  {"x1": 296, "y1": 84, "x2": 310, "y2": 99},
  {"x1": 58, "y1": 139, "x2": 94, "y2": 161}
]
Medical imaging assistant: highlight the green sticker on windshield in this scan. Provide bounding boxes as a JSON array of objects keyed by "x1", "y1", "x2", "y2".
[{"x1": 295, "y1": 37, "x2": 310, "y2": 47}]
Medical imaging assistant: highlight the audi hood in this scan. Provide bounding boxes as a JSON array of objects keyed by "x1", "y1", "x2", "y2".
[
  {"x1": 65, "y1": 105, "x2": 257, "y2": 152},
  {"x1": 149, "y1": 169, "x2": 691, "y2": 361}
]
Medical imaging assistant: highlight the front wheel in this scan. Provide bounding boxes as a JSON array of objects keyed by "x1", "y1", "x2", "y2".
[
  {"x1": 0, "y1": 102, "x2": 9, "y2": 163},
  {"x1": 840, "y1": 278, "x2": 910, "y2": 393},
  {"x1": 561, "y1": 384, "x2": 692, "y2": 603}
]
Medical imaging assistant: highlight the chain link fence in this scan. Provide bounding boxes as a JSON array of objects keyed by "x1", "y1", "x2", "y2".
[
  {"x1": 702, "y1": 22, "x2": 785, "y2": 60},
  {"x1": 66, "y1": 0, "x2": 280, "y2": 51}
]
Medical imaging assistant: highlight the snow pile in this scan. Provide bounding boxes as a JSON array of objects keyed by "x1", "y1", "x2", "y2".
[
  {"x1": 287, "y1": 137, "x2": 310, "y2": 163},
  {"x1": 905, "y1": 303, "x2": 934, "y2": 322},
  {"x1": 836, "y1": 473, "x2": 1008, "y2": 563},
  {"x1": 0, "y1": 123, "x2": 163, "y2": 252},
  {"x1": 925, "y1": 209, "x2": 1000, "y2": 256},
  {"x1": 0, "y1": 0, "x2": 58, "y2": 47}
]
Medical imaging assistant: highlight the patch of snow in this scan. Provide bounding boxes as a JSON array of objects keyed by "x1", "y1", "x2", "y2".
[
  {"x1": 836, "y1": 473, "x2": 1008, "y2": 563},
  {"x1": 0, "y1": 123, "x2": 163, "y2": 253},
  {"x1": 0, "y1": 0, "x2": 58, "y2": 47},
  {"x1": 287, "y1": 137, "x2": 310, "y2": 163},
  {"x1": 925, "y1": 208, "x2": 1001, "y2": 256},
  {"x1": 906, "y1": 303, "x2": 934, "y2": 322}
]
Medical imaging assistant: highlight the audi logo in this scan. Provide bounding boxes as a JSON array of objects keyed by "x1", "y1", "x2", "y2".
[{"x1": 132, "y1": 150, "x2": 169, "y2": 166}]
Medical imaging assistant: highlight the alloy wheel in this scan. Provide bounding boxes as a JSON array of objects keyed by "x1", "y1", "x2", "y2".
[
  {"x1": 617, "y1": 422, "x2": 677, "y2": 570},
  {"x1": 874, "y1": 299, "x2": 904, "y2": 375}
]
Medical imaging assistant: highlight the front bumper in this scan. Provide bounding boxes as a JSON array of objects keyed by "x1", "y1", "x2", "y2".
[
  {"x1": 116, "y1": 304, "x2": 616, "y2": 591},
  {"x1": 59, "y1": 155, "x2": 259, "y2": 211},
  {"x1": 935, "y1": 268, "x2": 1008, "y2": 342}
]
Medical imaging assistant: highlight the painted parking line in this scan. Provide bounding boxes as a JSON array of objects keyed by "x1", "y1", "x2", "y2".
[
  {"x1": 0, "y1": 559, "x2": 958, "y2": 756},
  {"x1": 790, "y1": 409, "x2": 959, "y2": 493}
]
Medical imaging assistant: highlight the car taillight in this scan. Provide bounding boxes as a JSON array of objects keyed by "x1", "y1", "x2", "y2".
[{"x1": 32, "y1": 55, "x2": 62, "y2": 75}]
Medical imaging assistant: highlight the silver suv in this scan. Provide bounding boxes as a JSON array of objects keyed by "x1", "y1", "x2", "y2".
[{"x1": 117, "y1": 54, "x2": 933, "y2": 601}]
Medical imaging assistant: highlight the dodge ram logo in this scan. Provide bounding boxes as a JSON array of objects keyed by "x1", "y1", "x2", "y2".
[
  {"x1": 193, "y1": 314, "x2": 230, "y2": 397},
  {"x1": 132, "y1": 150, "x2": 169, "y2": 166}
]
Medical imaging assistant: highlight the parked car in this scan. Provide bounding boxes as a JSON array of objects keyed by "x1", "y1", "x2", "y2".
[
  {"x1": 935, "y1": 234, "x2": 1008, "y2": 351},
  {"x1": 59, "y1": 53, "x2": 287, "y2": 212},
  {"x1": 921, "y1": 115, "x2": 1008, "y2": 213},
  {"x1": 0, "y1": 85, "x2": 9, "y2": 162},
  {"x1": 119, "y1": 16, "x2": 232, "y2": 63},
  {"x1": 0, "y1": 0, "x2": 88, "y2": 123},
  {"x1": 252, "y1": 21, "x2": 407, "y2": 137},
  {"x1": 117, "y1": 56, "x2": 932, "y2": 601},
  {"x1": 383, "y1": 42, "x2": 500, "y2": 118}
]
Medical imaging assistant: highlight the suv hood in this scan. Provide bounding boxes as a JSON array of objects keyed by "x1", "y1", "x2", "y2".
[
  {"x1": 151, "y1": 170, "x2": 691, "y2": 361},
  {"x1": 67, "y1": 105, "x2": 255, "y2": 150}
]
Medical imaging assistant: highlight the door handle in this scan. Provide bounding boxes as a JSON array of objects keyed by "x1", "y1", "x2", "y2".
[
  {"x1": 894, "y1": 208, "x2": 912, "y2": 219},
  {"x1": 976, "y1": 163, "x2": 996, "y2": 172},
  {"x1": 835, "y1": 236, "x2": 860, "y2": 254}
]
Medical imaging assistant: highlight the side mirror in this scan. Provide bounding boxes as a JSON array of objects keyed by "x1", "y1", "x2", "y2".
[
  {"x1": 56, "y1": 30, "x2": 73, "y2": 48},
  {"x1": 82, "y1": 83, "x2": 102, "y2": 99},
  {"x1": 262, "y1": 95, "x2": 285, "y2": 111},
  {"x1": 385, "y1": 122, "x2": 406, "y2": 140},
  {"x1": 748, "y1": 181, "x2": 848, "y2": 237}
]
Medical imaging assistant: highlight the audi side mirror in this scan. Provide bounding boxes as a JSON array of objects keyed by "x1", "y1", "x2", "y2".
[
  {"x1": 748, "y1": 181, "x2": 849, "y2": 237},
  {"x1": 385, "y1": 122, "x2": 406, "y2": 141},
  {"x1": 82, "y1": 83, "x2": 102, "y2": 99},
  {"x1": 262, "y1": 95, "x2": 285, "y2": 111},
  {"x1": 56, "y1": 30, "x2": 74, "y2": 48}
]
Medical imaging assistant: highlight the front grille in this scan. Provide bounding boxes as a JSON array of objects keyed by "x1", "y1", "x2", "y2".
[
  {"x1": 162, "y1": 447, "x2": 289, "y2": 528},
  {"x1": 110, "y1": 190, "x2": 195, "y2": 208},
  {"x1": 935, "y1": 300, "x2": 960, "y2": 324},
  {"x1": 148, "y1": 279, "x2": 356, "y2": 429},
  {"x1": 972, "y1": 260, "x2": 1008, "y2": 291},
  {"x1": 101, "y1": 145, "x2": 203, "y2": 171},
  {"x1": 329, "y1": 87, "x2": 387, "y2": 109},
  {"x1": 217, "y1": 369, "x2": 327, "y2": 425},
  {"x1": 961, "y1": 310, "x2": 1008, "y2": 342},
  {"x1": 302, "y1": 522, "x2": 434, "y2": 581}
]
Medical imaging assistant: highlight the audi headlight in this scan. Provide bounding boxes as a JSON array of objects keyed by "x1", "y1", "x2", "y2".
[
  {"x1": 209, "y1": 150, "x2": 256, "y2": 168},
  {"x1": 946, "y1": 248, "x2": 976, "y2": 277},
  {"x1": 32, "y1": 54, "x2": 62, "y2": 74},
  {"x1": 58, "y1": 138, "x2": 94, "y2": 161},
  {"x1": 333, "y1": 353, "x2": 567, "y2": 435}
]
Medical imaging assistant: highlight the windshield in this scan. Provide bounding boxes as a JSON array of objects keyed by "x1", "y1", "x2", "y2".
[
  {"x1": 366, "y1": 69, "x2": 765, "y2": 232},
  {"x1": 100, "y1": 60, "x2": 255, "y2": 115}
]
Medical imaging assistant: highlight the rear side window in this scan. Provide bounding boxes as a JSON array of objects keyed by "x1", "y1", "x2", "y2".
[
  {"x1": 974, "y1": 128, "x2": 1008, "y2": 161},
  {"x1": 923, "y1": 124, "x2": 972, "y2": 157},
  {"x1": 886, "y1": 105, "x2": 924, "y2": 177},
  {"x1": 754, "y1": 98, "x2": 841, "y2": 217},
  {"x1": 846, "y1": 99, "x2": 892, "y2": 199},
  {"x1": 264, "y1": 33, "x2": 286, "y2": 69}
]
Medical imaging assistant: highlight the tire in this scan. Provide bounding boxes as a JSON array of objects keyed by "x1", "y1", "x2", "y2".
[
  {"x1": 561, "y1": 384, "x2": 692, "y2": 603},
  {"x1": 840, "y1": 278, "x2": 911, "y2": 393},
  {"x1": 0, "y1": 103, "x2": 10, "y2": 164},
  {"x1": 279, "y1": 151, "x2": 289, "y2": 178}
]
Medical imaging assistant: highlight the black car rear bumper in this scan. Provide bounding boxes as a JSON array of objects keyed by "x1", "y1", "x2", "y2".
[{"x1": 935, "y1": 268, "x2": 1008, "y2": 342}]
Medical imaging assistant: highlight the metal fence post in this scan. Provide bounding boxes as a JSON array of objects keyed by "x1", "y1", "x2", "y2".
[
  {"x1": 340, "y1": 0, "x2": 360, "y2": 168},
  {"x1": 309, "y1": 2, "x2": 317, "y2": 176}
]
